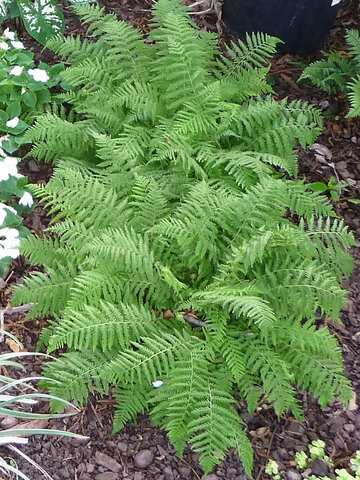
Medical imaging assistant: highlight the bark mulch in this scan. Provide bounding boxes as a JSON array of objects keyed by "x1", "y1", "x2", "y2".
[{"x1": 1, "y1": 1, "x2": 360, "y2": 479}]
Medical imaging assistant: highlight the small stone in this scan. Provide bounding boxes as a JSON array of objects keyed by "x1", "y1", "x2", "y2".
[
  {"x1": 117, "y1": 441, "x2": 127, "y2": 453},
  {"x1": 157, "y1": 445, "x2": 168, "y2": 457},
  {"x1": 134, "y1": 449, "x2": 154, "y2": 469},
  {"x1": 278, "y1": 447, "x2": 291, "y2": 461},
  {"x1": 95, "y1": 452, "x2": 121, "y2": 473},
  {"x1": 203, "y1": 475, "x2": 218, "y2": 480},
  {"x1": 95, "y1": 474, "x2": 118, "y2": 480},
  {"x1": 86, "y1": 464, "x2": 95, "y2": 473},
  {"x1": 80, "y1": 475, "x2": 92, "y2": 480},
  {"x1": 163, "y1": 466, "x2": 173, "y2": 480},
  {"x1": 286, "y1": 421, "x2": 305, "y2": 435},
  {"x1": 226, "y1": 467, "x2": 237, "y2": 478},
  {"x1": 286, "y1": 470, "x2": 302, "y2": 480},
  {"x1": 1, "y1": 416, "x2": 18, "y2": 428},
  {"x1": 178, "y1": 466, "x2": 191, "y2": 476},
  {"x1": 134, "y1": 472, "x2": 143, "y2": 480},
  {"x1": 311, "y1": 458, "x2": 330, "y2": 477},
  {"x1": 344, "y1": 423, "x2": 355, "y2": 434}
]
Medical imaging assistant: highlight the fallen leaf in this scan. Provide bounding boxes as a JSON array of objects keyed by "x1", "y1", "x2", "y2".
[
  {"x1": 249, "y1": 426, "x2": 270, "y2": 438},
  {"x1": 5, "y1": 338, "x2": 22, "y2": 353},
  {"x1": 7, "y1": 419, "x2": 49, "y2": 436}
]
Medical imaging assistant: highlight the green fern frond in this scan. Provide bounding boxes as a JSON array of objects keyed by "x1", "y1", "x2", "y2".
[
  {"x1": 347, "y1": 75, "x2": 360, "y2": 117},
  {"x1": 42, "y1": 351, "x2": 110, "y2": 406},
  {"x1": 112, "y1": 386, "x2": 149, "y2": 434},
  {"x1": 188, "y1": 373, "x2": 244, "y2": 475},
  {"x1": 105, "y1": 330, "x2": 200, "y2": 386},
  {"x1": 194, "y1": 285, "x2": 276, "y2": 330},
  {"x1": 48, "y1": 302, "x2": 161, "y2": 352}
]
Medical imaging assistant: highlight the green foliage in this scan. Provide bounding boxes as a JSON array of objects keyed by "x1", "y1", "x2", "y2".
[
  {"x1": 271, "y1": 440, "x2": 360, "y2": 480},
  {"x1": 0, "y1": 0, "x2": 95, "y2": 45},
  {"x1": 0, "y1": 28, "x2": 64, "y2": 147},
  {"x1": 0, "y1": 30, "x2": 64, "y2": 277},
  {"x1": 12, "y1": 0, "x2": 356, "y2": 475},
  {"x1": 300, "y1": 29, "x2": 360, "y2": 117},
  {"x1": 308, "y1": 176, "x2": 348, "y2": 202}
]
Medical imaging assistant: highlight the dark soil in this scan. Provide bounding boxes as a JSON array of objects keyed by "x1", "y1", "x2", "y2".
[{"x1": 1, "y1": 1, "x2": 360, "y2": 479}]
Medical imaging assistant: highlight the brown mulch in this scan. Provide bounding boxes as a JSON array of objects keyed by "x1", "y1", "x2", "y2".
[{"x1": 1, "y1": 1, "x2": 360, "y2": 479}]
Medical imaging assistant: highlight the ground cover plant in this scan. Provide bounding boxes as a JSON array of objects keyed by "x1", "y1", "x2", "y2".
[
  {"x1": 0, "y1": 27, "x2": 64, "y2": 277},
  {"x1": 300, "y1": 29, "x2": 360, "y2": 117},
  {"x1": 11, "y1": 0, "x2": 356, "y2": 475},
  {"x1": 266, "y1": 441, "x2": 360, "y2": 480}
]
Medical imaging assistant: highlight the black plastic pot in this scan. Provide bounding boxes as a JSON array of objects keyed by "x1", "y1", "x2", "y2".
[{"x1": 222, "y1": 0, "x2": 343, "y2": 54}]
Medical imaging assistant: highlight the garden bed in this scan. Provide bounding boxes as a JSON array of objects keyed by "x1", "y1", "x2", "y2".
[{"x1": 1, "y1": 0, "x2": 360, "y2": 479}]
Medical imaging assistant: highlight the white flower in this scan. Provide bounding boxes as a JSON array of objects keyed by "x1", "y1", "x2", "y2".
[
  {"x1": 9, "y1": 65, "x2": 24, "y2": 76},
  {"x1": 6, "y1": 117, "x2": 19, "y2": 129},
  {"x1": 11, "y1": 41, "x2": 24, "y2": 50},
  {"x1": 28, "y1": 68, "x2": 49, "y2": 82},
  {"x1": 0, "y1": 42, "x2": 9, "y2": 50},
  {"x1": 3, "y1": 28, "x2": 15, "y2": 41},
  {"x1": 19, "y1": 192, "x2": 33, "y2": 207},
  {"x1": 152, "y1": 380, "x2": 164, "y2": 388},
  {"x1": 0, "y1": 227, "x2": 20, "y2": 259},
  {"x1": 0, "y1": 156, "x2": 18, "y2": 181},
  {"x1": 0, "y1": 204, "x2": 17, "y2": 225}
]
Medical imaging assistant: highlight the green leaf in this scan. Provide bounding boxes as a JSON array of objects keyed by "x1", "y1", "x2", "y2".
[
  {"x1": 6, "y1": 101, "x2": 21, "y2": 118},
  {"x1": 23, "y1": 90, "x2": 37, "y2": 107},
  {"x1": 35, "y1": 88, "x2": 51, "y2": 103},
  {"x1": 17, "y1": 0, "x2": 64, "y2": 45},
  {"x1": 330, "y1": 190, "x2": 339, "y2": 201},
  {"x1": 0, "y1": 0, "x2": 15, "y2": 18},
  {"x1": 308, "y1": 182, "x2": 328, "y2": 193}
]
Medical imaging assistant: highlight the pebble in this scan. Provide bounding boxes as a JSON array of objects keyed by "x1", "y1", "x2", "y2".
[
  {"x1": 286, "y1": 470, "x2": 302, "y2": 480},
  {"x1": 134, "y1": 449, "x2": 155, "y2": 469},
  {"x1": 117, "y1": 441, "x2": 127, "y2": 453},
  {"x1": 203, "y1": 475, "x2": 219, "y2": 480},
  {"x1": 285, "y1": 421, "x2": 305, "y2": 435},
  {"x1": 1, "y1": 416, "x2": 19, "y2": 428},
  {"x1": 178, "y1": 466, "x2": 191, "y2": 476},
  {"x1": 344, "y1": 423, "x2": 356, "y2": 434},
  {"x1": 311, "y1": 458, "x2": 330, "y2": 477},
  {"x1": 95, "y1": 451, "x2": 121, "y2": 473},
  {"x1": 163, "y1": 466, "x2": 174, "y2": 480},
  {"x1": 134, "y1": 473, "x2": 143, "y2": 480},
  {"x1": 95, "y1": 474, "x2": 118, "y2": 480}
]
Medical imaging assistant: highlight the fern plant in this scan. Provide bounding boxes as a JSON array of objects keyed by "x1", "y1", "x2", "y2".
[
  {"x1": 12, "y1": 1, "x2": 356, "y2": 476},
  {"x1": 300, "y1": 29, "x2": 360, "y2": 117}
]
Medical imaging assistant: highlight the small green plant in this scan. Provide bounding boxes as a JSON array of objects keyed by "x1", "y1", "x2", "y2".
[
  {"x1": 12, "y1": 0, "x2": 356, "y2": 476},
  {"x1": 296, "y1": 450, "x2": 309, "y2": 469},
  {"x1": 309, "y1": 440, "x2": 329, "y2": 461},
  {"x1": 269, "y1": 442, "x2": 360, "y2": 480},
  {"x1": 0, "y1": 27, "x2": 64, "y2": 150},
  {"x1": 0, "y1": 0, "x2": 94, "y2": 46},
  {"x1": 308, "y1": 176, "x2": 348, "y2": 201},
  {"x1": 0, "y1": 147, "x2": 34, "y2": 277},
  {"x1": 0, "y1": 329, "x2": 88, "y2": 480},
  {"x1": 0, "y1": 29, "x2": 65, "y2": 277},
  {"x1": 300, "y1": 29, "x2": 360, "y2": 118},
  {"x1": 265, "y1": 459, "x2": 281, "y2": 480}
]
